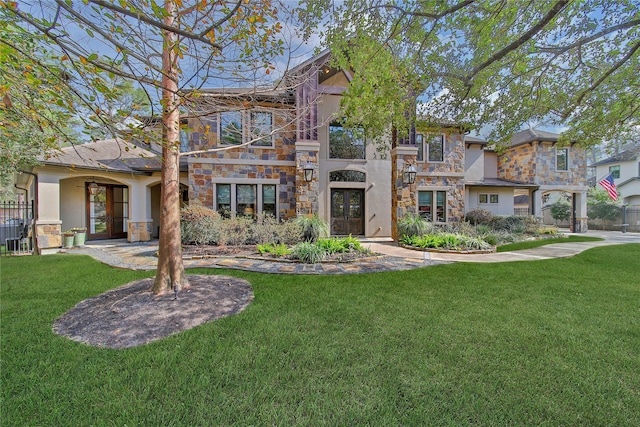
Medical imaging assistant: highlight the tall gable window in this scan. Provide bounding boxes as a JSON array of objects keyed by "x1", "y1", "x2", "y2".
[
  {"x1": 220, "y1": 111, "x2": 243, "y2": 145},
  {"x1": 416, "y1": 134, "x2": 444, "y2": 162},
  {"x1": 556, "y1": 148, "x2": 568, "y2": 171},
  {"x1": 329, "y1": 122, "x2": 365, "y2": 159},
  {"x1": 250, "y1": 111, "x2": 273, "y2": 146}
]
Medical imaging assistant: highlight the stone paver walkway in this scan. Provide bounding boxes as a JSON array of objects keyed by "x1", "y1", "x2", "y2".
[{"x1": 65, "y1": 230, "x2": 640, "y2": 274}]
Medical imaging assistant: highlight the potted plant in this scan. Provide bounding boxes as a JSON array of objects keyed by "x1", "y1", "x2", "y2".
[
  {"x1": 63, "y1": 230, "x2": 75, "y2": 248},
  {"x1": 72, "y1": 227, "x2": 87, "y2": 246}
]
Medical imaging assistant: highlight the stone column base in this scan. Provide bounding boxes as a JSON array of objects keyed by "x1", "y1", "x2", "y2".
[
  {"x1": 35, "y1": 221, "x2": 62, "y2": 252},
  {"x1": 571, "y1": 217, "x2": 588, "y2": 233},
  {"x1": 128, "y1": 221, "x2": 153, "y2": 242}
]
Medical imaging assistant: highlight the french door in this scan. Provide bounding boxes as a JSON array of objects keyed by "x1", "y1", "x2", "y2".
[
  {"x1": 86, "y1": 184, "x2": 129, "y2": 239},
  {"x1": 330, "y1": 189, "x2": 365, "y2": 236}
]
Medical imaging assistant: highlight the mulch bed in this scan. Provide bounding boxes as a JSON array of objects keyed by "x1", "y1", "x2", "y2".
[{"x1": 53, "y1": 275, "x2": 253, "y2": 349}]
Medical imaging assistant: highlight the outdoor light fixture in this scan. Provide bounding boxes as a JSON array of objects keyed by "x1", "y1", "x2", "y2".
[
  {"x1": 303, "y1": 163, "x2": 314, "y2": 182},
  {"x1": 88, "y1": 181, "x2": 99, "y2": 196},
  {"x1": 403, "y1": 164, "x2": 417, "y2": 185}
]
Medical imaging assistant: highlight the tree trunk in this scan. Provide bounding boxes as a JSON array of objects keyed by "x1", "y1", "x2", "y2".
[{"x1": 152, "y1": 0, "x2": 188, "y2": 295}]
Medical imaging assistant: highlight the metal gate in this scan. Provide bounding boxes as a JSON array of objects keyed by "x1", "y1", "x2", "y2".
[{"x1": 1, "y1": 201, "x2": 35, "y2": 256}]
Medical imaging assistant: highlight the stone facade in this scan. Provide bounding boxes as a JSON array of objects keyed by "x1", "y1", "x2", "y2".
[
  {"x1": 35, "y1": 222, "x2": 62, "y2": 251},
  {"x1": 498, "y1": 142, "x2": 586, "y2": 186},
  {"x1": 391, "y1": 146, "x2": 418, "y2": 240},
  {"x1": 128, "y1": 221, "x2": 152, "y2": 243},
  {"x1": 186, "y1": 102, "x2": 299, "y2": 220}
]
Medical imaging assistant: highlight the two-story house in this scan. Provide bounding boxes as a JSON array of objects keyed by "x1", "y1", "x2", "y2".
[
  {"x1": 590, "y1": 145, "x2": 640, "y2": 206},
  {"x1": 12, "y1": 50, "x2": 588, "y2": 253}
]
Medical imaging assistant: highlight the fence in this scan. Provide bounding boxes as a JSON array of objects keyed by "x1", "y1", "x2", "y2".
[
  {"x1": 1, "y1": 201, "x2": 35, "y2": 256},
  {"x1": 542, "y1": 205, "x2": 640, "y2": 233},
  {"x1": 588, "y1": 206, "x2": 640, "y2": 233}
]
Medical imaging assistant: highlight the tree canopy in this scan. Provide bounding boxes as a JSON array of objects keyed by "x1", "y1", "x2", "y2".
[{"x1": 306, "y1": 0, "x2": 639, "y2": 146}]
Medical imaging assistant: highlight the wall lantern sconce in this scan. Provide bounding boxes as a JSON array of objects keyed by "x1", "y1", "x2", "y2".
[
  {"x1": 88, "y1": 181, "x2": 99, "y2": 196},
  {"x1": 403, "y1": 164, "x2": 417, "y2": 185},
  {"x1": 303, "y1": 163, "x2": 314, "y2": 182}
]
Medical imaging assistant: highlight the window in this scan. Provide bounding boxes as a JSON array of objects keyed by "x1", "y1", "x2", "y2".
[
  {"x1": 416, "y1": 134, "x2": 424, "y2": 162},
  {"x1": 609, "y1": 165, "x2": 621, "y2": 179},
  {"x1": 237, "y1": 184, "x2": 256, "y2": 216},
  {"x1": 220, "y1": 111, "x2": 243, "y2": 145},
  {"x1": 479, "y1": 193, "x2": 499, "y2": 204},
  {"x1": 179, "y1": 130, "x2": 189, "y2": 152},
  {"x1": 262, "y1": 185, "x2": 276, "y2": 217},
  {"x1": 216, "y1": 184, "x2": 231, "y2": 217},
  {"x1": 416, "y1": 134, "x2": 444, "y2": 162},
  {"x1": 250, "y1": 111, "x2": 273, "y2": 146},
  {"x1": 556, "y1": 148, "x2": 568, "y2": 171},
  {"x1": 418, "y1": 190, "x2": 447, "y2": 222},
  {"x1": 216, "y1": 183, "x2": 277, "y2": 218},
  {"x1": 418, "y1": 191, "x2": 432, "y2": 220},
  {"x1": 429, "y1": 135, "x2": 444, "y2": 162},
  {"x1": 329, "y1": 122, "x2": 365, "y2": 159},
  {"x1": 329, "y1": 170, "x2": 366, "y2": 182}
]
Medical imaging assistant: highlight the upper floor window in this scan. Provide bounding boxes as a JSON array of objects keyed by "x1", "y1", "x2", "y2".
[
  {"x1": 250, "y1": 111, "x2": 273, "y2": 147},
  {"x1": 220, "y1": 111, "x2": 243, "y2": 145},
  {"x1": 416, "y1": 134, "x2": 444, "y2": 162},
  {"x1": 609, "y1": 165, "x2": 620, "y2": 179},
  {"x1": 556, "y1": 148, "x2": 568, "y2": 171},
  {"x1": 329, "y1": 122, "x2": 365, "y2": 159},
  {"x1": 216, "y1": 110, "x2": 275, "y2": 147}
]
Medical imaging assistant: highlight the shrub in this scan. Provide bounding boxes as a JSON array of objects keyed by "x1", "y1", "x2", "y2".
[
  {"x1": 397, "y1": 213, "x2": 431, "y2": 238},
  {"x1": 295, "y1": 215, "x2": 329, "y2": 242},
  {"x1": 252, "y1": 214, "x2": 280, "y2": 245},
  {"x1": 465, "y1": 209, "x2": 493, "y2": 225},
  {"x1": 291, "y1": 242, "x2": 326, "y2": 263},
  {"x1": 180, "y1": 205, "x2": 221, "y2": 245},
  {"x1": 218, "y1": 216, "x2": 253, "y2": 246},
  {"x1": 275, "y1": 219, "x2": 304, "y2": 245}
]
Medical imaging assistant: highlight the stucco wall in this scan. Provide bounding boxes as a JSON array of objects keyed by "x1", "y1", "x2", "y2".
[{"x1": 466, "y1": 187, "x2": 515, "y2": 216}]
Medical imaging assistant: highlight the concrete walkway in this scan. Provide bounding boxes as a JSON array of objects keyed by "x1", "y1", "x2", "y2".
[{"x1": 67, "y1": 230, "x2": 640, "y2": 274}]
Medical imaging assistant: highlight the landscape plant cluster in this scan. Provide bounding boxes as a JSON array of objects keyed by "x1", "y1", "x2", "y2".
[
  {"x1": 398, "y1": 210, "x2": 558, "y2": 251},
  {"x1": 180, "y1": 205, "x2": 371, "y2": 263}
]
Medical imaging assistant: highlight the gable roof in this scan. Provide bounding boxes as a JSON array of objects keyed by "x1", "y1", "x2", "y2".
[
  {"x1": 590, "y1": 145, "x2": 640, "y2": 167},
  {"x1": 40, "y1": 139, "x2": 167, "y2": 174}
]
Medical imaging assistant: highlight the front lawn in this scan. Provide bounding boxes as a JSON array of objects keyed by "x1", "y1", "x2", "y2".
[{"x1": 2, "y1": 246, "x2": 639, "y2": 425}]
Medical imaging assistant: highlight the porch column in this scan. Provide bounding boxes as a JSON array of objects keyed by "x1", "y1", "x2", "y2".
[
  {"x1": 531, "y1": 189, "x2": 543, "y2": 217},
  {"x1": 35, "y1": 173, "x2": 62, "y2": 253},
  {"x1": 295, "y1": 141, "x2": 320, "y2": 217},
  {"x1": 127, "y1": 181, "x2": 153, "y2": 242},
  {"x1": 571, "y1": 191, "x2": 588, "y2": 233},
  {"x1": 391, "y1": 145, "x2": 418, "y2": 240}
]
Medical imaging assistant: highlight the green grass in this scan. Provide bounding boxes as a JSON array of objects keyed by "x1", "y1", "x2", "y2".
[
  {"x1": 2, "y1": 246, "x2": 639, "y2": 425},
  {"x1": 497, "y1": 235, "x2": 603, "y2": 252}
]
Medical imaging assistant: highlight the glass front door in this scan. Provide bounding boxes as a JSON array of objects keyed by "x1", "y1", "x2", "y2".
[
  {"x1": 86, "y1": 184, "x2": 128, "y2": 239},
  {"x1": 330, "y1": 189, "x2": 364, "y2": 236}
]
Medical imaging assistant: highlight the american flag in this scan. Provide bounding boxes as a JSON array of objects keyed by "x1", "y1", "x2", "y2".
[{"x1": 598, "y1": 173, "x2": 618, "y2": 201}]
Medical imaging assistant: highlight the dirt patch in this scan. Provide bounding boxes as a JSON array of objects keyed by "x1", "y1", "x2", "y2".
[{"x1": 53, "y1": 275, "x2": 253, "y2": 349}]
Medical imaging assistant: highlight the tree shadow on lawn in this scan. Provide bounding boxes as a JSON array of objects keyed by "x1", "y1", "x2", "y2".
[{"x1": 53, "y1": 275, "x2": 253, "y2": 349}]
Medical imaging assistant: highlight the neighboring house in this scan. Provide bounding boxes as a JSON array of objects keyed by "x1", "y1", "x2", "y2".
[
  {"x1": 590, "y1": 145, "x2": 640, "y2": 206},
  {"x1": 13, "y1": 50, "x2": 589, "y2": 253}
]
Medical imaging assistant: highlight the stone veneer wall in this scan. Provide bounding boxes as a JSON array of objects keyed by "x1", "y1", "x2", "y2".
[
  {"x1": 498, "y1": 142, "x2": 587, "y2": 186},
  {"x1": 414, "y1": 131, "x2": 466, "y2": 223},
  {"x1": 187, "y1": 106, "x2": 299, "y2": 220},
  {"x1": 497, "y1": 144, "x2": 537, "y2": 183},
  {"x1": 189, "y1": 162, "x2": 298, "y2": 220},
  {"x1": 35, "y1": 222, "x2": 62, "y2": 250},
  {"x1": 391, "y1": 146, "x2": 418, "y2": 240},
  {"x1": 128, "y1": 221, "x2": 152, "y2": 242},
  {"x1": 415, "y1": 176, "x2": 466, "y2": 222},
  {"x1": 295, "y1": 142, "x2": 320, "y2": 216}
]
